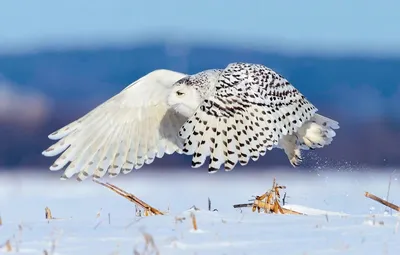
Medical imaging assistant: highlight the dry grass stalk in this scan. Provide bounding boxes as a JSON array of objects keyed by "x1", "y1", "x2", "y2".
[
  {"x1": 0, "y1": 216, "x2": 2, "y2": 226},
  {"x1": 43, "y1": 239, "x2": 56, "y2": 255},
  {"x1": 124, "y1": 217, "x2": 144, "y2": 230},
  {"x1": 0, "y1": 239, "x2": 12, "y2": 252},
  {"x1": 371, "y1": 214, "x2": 376, "y2": 225},
  {"x1": 190, "y1": 212, "x2": 198, "y2": 231},
  {"x1": 365, "y1": 192, "x2": 400, "y2": 212},
  {"x1": 44, "y1": 230, "x2": 62, "y2": 255},
  {"x1": 366, "y1": 215, "x2": 385, "y2": 226},
  {"x1": 93, "y1": 179, "x2": 164, "y2": 216},
  {"x1": 5, "y1": 240, "x2": 12, "y2": 252},
  {"x1": 239, "y1": 178, "x2": 304, "y2": 215},
  {"x1": 45, "y1": 207, "x2": 53, "y2": 220},
  {"x1": 133, "y1": 232, "x2": 160, "y2": 255},
  {"x1": 14, "y1": 224, "x2": 24, "y2": 252},
  {"x1": 175, "y1": 216, "x2": 186, "y2": 224},
  {"x1": 281, "y1": 207, "x2": 304, "y2": 215},
  {"x1": 44, "y1": 207, "x2": 68, "y2": 221},
  {"x1": 93, "y1": 221, "x2": 102, "y2": 230},
  {"x1": 144, "y1": 209, "x2": 152, "y2": 217},
  {"x1": 135, "y1": 205, "x2": 142, "y2": 217},
  {"x1": 0, "y1": 223, "x2": 28, "y2": 253},
  {"x1": 96, "y1": 208, "x2": 102, "y2": 218},
  {"x1": 189, "y1": 205, "x2": 200, "y2": 211},
  {"x1": 385, "y1": 170, "x2": 396, "y2": 203}
]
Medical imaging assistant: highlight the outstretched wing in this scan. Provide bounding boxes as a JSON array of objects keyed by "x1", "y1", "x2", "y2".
[
  {"x1": 42, "y1": 69, "x2": 188, "y2": 181},
  {"x1": 179, "y1": 62, "x2": 318, "y2": 172}
]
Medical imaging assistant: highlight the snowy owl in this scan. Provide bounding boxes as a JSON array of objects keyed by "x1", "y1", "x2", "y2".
[{"x1": 42, "y1": 62, "x2": 339, "y2": 181}]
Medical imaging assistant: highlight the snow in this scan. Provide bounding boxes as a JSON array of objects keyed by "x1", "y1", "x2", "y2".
[{"x1": 0, "y1": 168, "x2": 399, "y2": 254}]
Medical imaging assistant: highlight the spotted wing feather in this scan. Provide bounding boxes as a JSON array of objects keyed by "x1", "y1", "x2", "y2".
[
  {"x1": 42, "y1": 69, "x2": 188, "y2": 181},
  {"x1": 179, "y1": 62, "x2": 318, "y2": 172}
]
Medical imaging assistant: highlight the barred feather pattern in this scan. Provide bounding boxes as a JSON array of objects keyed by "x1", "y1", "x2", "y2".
[{"x1": 179, "y1": 62, "x2": 319, "y2": 172}]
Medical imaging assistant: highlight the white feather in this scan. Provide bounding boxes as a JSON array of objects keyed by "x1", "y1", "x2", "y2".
[{"x1": 43, "y1": 69, "x2": 188, "y2": 180}]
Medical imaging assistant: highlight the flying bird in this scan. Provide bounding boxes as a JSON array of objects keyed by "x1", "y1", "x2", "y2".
[{"x1": 42, "y1": 62, "x2": 339, "y2": 181}]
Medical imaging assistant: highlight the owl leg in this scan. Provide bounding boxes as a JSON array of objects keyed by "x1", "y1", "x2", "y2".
[
  {"x1": 278, "y1": 114, "x2": 339, "y2": 167},
  {"x1": 278, "y1": 134, "x2": 303, "y2": 167},
  {"x1": 296, "y1": 113, "x2": 339, "y2": 150}
]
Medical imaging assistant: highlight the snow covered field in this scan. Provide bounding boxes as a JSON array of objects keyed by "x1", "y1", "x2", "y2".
[{"x1": 0, "y1": 168, "x2": 399, "y2": 254}]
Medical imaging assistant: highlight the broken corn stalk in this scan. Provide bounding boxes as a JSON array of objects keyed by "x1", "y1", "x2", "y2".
[
  {"x1": 234, "y1": 178, "x2": 304, "y2": 215},
  {"x1": 93, "y1": 179, "x2": 164, "y2": 216}
]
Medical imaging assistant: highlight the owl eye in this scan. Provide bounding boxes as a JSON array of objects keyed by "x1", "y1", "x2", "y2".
[{"x1": 176, "y1": 91, "x2": 185, "y2": 96}]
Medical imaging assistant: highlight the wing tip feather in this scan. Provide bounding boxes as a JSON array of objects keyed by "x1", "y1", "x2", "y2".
[
  {"x1": 60, "y1": 174, "x2": 69, "y2": 181},
  {"x1": 49, "y1": 164, "x2": 62, "y2": 171},
  {"x1": 48, "y1": 132, "x2": 62, "y2": 140},
  {"x1": 42, "y1": 148, "x2": 58, "y2": 157}
]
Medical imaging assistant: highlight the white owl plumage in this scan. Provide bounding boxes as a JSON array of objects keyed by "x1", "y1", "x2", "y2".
[{"x1": 42, "y1": 62, "x2": 339, "y2": 181}]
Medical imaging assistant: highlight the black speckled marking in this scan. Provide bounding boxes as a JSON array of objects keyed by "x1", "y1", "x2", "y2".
[{"x1": 178, "y1": 62, "x2": 318, "y2": 173}]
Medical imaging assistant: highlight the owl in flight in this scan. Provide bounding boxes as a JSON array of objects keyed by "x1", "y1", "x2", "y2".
[{"x1": 42, "y1": 62, "x2": 339, "y2": 181}]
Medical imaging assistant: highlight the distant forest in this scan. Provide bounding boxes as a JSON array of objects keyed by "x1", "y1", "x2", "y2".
[{"x1": 1, "y1": 42, "x2": 399, "y2": 170}]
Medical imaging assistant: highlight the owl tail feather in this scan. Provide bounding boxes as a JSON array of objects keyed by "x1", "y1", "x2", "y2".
[{"x1": 279, "y1": 113, "x2": 339, "y2": 167}]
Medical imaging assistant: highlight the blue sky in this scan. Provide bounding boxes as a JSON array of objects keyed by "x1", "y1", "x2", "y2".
[{"x1": 1, "y1": 0, "x2": 399, "y2": 55}]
